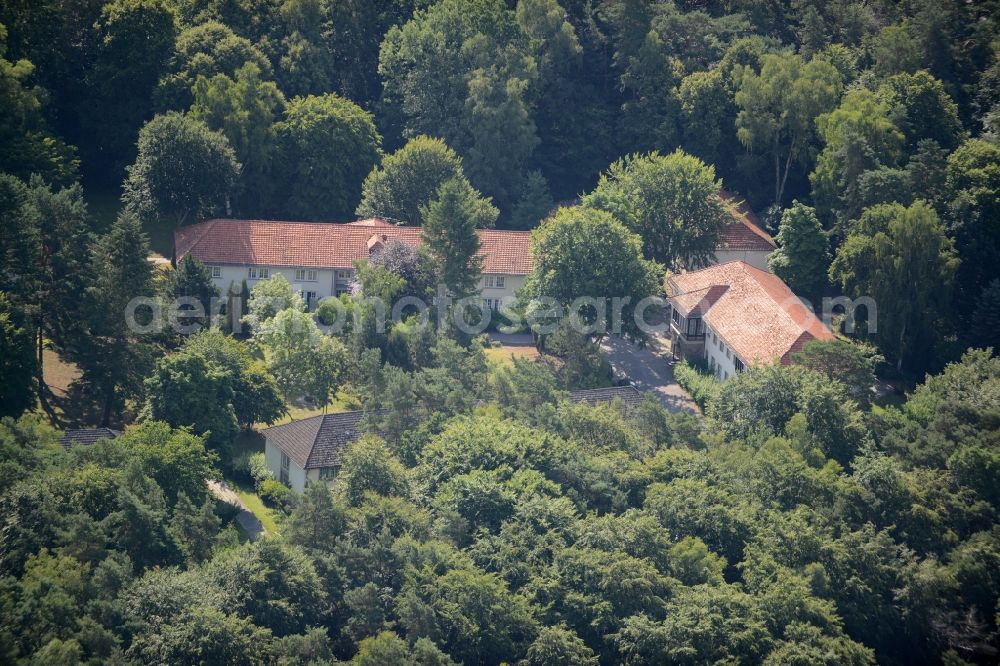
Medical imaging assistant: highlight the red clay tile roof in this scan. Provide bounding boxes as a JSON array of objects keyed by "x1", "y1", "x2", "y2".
[
  {"x1": 718, "y1": 191, "x2": 776, "y2": 252},
  {"x1": 666, "y1": 261, "x2": 833, "y2": 365},
  {"x1": 175, "y1": 218, "x2": 534, "y2": 275}
]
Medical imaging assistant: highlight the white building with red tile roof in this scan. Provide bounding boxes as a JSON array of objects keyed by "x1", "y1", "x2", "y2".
[
  {"x1": 709, "y1": 192, "x2": 777, "y2": 272},
  {"x1": 173, "y1": 192, "x2": 772, "y2": 311},
  {"x1": 665, "y1": 261, "x2": 834, "y2": 380},
  {"x1": 174, "y1": 217, "x2": 533, "y2": 309}
]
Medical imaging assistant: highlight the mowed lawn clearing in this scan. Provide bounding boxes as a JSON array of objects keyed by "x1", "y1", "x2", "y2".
[{"x1": 485, "y1": 343, "x2": 540, "y2": 368}]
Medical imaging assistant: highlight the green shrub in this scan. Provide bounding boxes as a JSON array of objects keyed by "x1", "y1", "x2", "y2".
[
  {"x1": 316, "y1": 294, "x2": 355, "y2": 332},
  {"x1": 248, "y1": 452, "x2": 274, "y2": 489},
  {"x1": 674, "y1": 360, "x2": 720, "y2": 411},
  {"x1": 259, "y1": 478, "x2": 292, "y2": 509}
]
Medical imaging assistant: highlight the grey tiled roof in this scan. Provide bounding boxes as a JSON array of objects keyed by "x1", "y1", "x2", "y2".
[
  {"x1": 60, "y1": 428, "x2": 121, "y2": 449},
  {"x1": 262, "y1": 411, "x2": 367, "y2": 469},
  {"x1": 568, "y1": 386, "x2": 644, "y2": 409}
]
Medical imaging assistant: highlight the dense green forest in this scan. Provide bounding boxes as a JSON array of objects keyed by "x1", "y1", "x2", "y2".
[
  {"x1": 2, "y1": 346, "x2": 1000, "y2": 664},
  {"x1": 1, "y1": 0, "x2": 998, "y2": 380},
  {"x1": 2, "y1": 0, "x2": 1000, "y2": 664}
]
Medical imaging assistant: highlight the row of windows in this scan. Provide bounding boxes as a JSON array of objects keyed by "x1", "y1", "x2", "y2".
[
  {"x1": 708, "y1": 355, "x2": 730, "y2": 381},
  {"x1": 208, "y1": 266, "x2": 339, "y2": 282},
  {"x1": 483, "y1": 275, "x2": 506, "y2": 288},
  {"x1": 294, "y1": 269, "x2": 318, "y2": 282},
  {"x1": 707, "y1": 325, "x2": 745, "y2": 373},
  {"x1": 711, "y1": 329, "x2": 731, "y2": 359}
]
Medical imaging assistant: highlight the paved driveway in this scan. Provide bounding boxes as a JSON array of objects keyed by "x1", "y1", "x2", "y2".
[{"x1": 600, "y1": 333, "x2": 700, "y2": 415}]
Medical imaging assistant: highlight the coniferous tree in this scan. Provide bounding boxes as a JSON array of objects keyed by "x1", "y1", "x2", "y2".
[
  {"x1": 70, "y1": 211, "x2": 156, "y2": 426},
  {"x1": 25, "y1": 177, "x2": 92, "y2": 391},
  {"x1": 0, "y1": 293, "x2": 37, "y2": 418},
  {"x1": 420, "y1": 178, "x2": 485, "y2": 298},
  {"x1": 0, "y1": 174, "x2": 40, "y2": 303},
  {"x1": 768, "y1": 201, "x2": 830, "y2": 302},
  {"x1": 970, "y1": 279, "x2": 1000, "y2": 350},
  {"x1": 169, "y1": 255, "x2": 220, "y2": 332},
  {"x1": 509, "y1": 170, "x2": 554, "y2": 230}
]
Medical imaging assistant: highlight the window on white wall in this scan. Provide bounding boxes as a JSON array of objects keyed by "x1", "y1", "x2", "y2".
[
  {"x1": 279, "y1": 451, "x2": 290, "y2": 485},
  {"x1": 210, "y1": 266, "x2": 222, "y2": 278},
  {"x1": 484, "y1": 275, "x2": 495, "y2": 288},
  {"x1": 294, "y1": 269, "x2": 318, "y2": 282},
  {"x1": 248, "y1": 267, "x2": 269, "y2": 279},
  {"x1": 495, "y1": 275, "x2": 505, "y2": 288},
  {"x1": 319, "y1": 467, "x2": 337, "y2": 481}
]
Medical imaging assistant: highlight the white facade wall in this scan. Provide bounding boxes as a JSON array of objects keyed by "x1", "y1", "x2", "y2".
[
  {"x1": 204, "y1": 262, "x2": 527, "y2": 310},
  {"x1": 479, "y1": 274, "x2": 526, "y2": 309},
  {"x1": 264, "y1": 437, "x2": 308, "y2": 493},
  {"x1": 206, "y1": 264, "x2": 345, "y2": 306},
  {"x1": 711, "y1": 249, "x2": 773, "y2": 273},
  {"x1": 703, "y1": 323, "x2": 744, "y2": 381}
]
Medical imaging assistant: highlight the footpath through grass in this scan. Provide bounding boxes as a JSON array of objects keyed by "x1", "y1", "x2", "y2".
[{"x1": 231, "y1": 479, "x2": 281, "y2": 535}]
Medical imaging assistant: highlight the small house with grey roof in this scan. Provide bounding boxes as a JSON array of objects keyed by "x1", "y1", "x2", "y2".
[
  {"x1": 264, "y1": 387, "x2": 649, "y2": 492},
  {"x1": 60, "y1": 428, "x2": 120, "y2": 450},
  {"x1": 262, "y1": 411, "x2": 368, "y2": 492},
  {"x1": 568, "y1": 386, "x2": 644, "y2": 410}
]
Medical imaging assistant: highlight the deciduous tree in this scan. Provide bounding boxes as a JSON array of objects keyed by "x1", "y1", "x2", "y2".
[
  {"x1": 583, "y1": 150, "x2": 729, "y2": 271},
  {"x1": 273, "y1": 93, "x2": 381, "y2": 220},
  {"x1": 829, "y1": 201, "x2": 959, "y2": 373},
  {"x1": 190, "y1": 62, "x2": 286, "y2": 214},
  {"x1": 736, "y1": 52, "x2": 842, "y2": 206},
  {"x1": 523, "y1": 207, "x2": 662, "y2": 341},
  {"x1": 123, "y1": 112, "x2": 241, "y2": 227},
  {"x1": 356, "y1": 136, "x2": 496, "y2": 227},
  {"x1": 142, "y1": 351, "x2": 239, "y2": 450}
]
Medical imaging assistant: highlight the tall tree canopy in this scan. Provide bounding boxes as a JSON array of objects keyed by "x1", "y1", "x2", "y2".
[
  {"x1": 123, "y1": 112, "x2": 240, "y2": 227},
  {"x1": 736, "y1": 52, "x2": 843, "y2": 207},
  {"x1": 583, "y1": 150, "x2": 729, "y2": 271},
  {"x1": 356, "y1": 135, "x2": 496, "y2": 227},
  {"x1": 830, "y1": 201, "x2": 959, "y2": 374},
  {"x1": 522, "y1": 206, "x2": 662, "y2": 341},
  {"x1": 70, "y1": 211, "x2": 156, "y2": 425},
  {"x1": 273, "y1": 93, "x2": 382, "y2": 220},
  {"x1": 379, "y1": 0, "x2": 539, "y2": 213}
]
